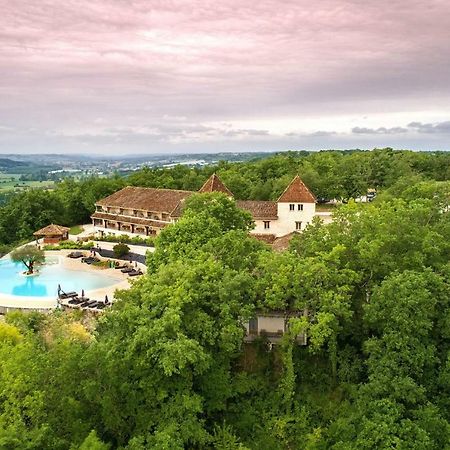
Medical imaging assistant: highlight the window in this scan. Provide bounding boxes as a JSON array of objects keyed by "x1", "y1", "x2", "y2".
[
  {"x1": 298, "y1": 204, "x2": 303, "y2": 211},
  {"x1": 249, "y1": 317, "x2": 258, "y2": 335},
  {"x1": 295, "y1": 221, "x2": 302, "y2": 230},
  {"x1": 289, "y1": 203, "x2": 295, "y2": 211},
  {"x1": 264, "y1": 221, "x2": 270, "y2": 229}
]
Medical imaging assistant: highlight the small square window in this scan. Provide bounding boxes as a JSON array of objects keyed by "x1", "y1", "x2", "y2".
[
  {"x1": 295, "y1": 221, "x2": 302, "y2": 230},
  {"x1": 289, "y1": 204, "x2": 295, "y2": 211},
  {"x1": 298, "y1": 204, "x2": 303, "y2": 211},
  {"x1": 264, "y1": 221, "x2": 270, "y2": 229}
]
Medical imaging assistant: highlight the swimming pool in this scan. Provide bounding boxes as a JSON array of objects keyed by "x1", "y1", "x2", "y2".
[{"x1": 0, "y1": 256, "x2": 120, "y2": 298}]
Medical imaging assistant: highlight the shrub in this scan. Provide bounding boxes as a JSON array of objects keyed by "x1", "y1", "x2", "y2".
[
  {"x1": 113, "y1": 243, "x2": 130, "y2": 258},
  {"x1": 44, "y1": 241, "x2": 94, "y2": 251},
  {"x1": 97, "y1": 234, "x2": 155, "y2": 247}
]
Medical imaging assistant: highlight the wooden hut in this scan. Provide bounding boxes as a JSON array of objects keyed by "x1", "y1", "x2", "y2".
[{"x1": 34, "y1": 224, "x2": 70, "y2": 244}]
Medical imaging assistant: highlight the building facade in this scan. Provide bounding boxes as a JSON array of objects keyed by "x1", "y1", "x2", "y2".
[
  {"x1": 91, "y1": 173, "x2": 317, "y2": 239},
  {"x1": 243, "y1": 310, "x2": 307, "y2": 346}
]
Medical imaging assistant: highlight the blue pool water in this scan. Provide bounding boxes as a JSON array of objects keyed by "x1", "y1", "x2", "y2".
[{"x1": 0, "y1": 256, "x2": 119, "y2": 298}]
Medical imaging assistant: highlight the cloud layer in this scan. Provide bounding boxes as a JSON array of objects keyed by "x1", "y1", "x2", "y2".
[{"x1": 1, "y1": 0, "x2": 450, "y2": 153}]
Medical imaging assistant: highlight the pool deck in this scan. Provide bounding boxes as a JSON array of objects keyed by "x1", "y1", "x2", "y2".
[{"x1": 0, "y1": 249, "x2": 146, "y2": 313}]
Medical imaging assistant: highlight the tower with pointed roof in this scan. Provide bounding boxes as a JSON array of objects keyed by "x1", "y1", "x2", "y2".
[
  {"x1": 273, "y1": 175, "x2": 316, "y2": 236},
  {"x1": 198, "y1": 173, "x2": 234, "y2": 197}
]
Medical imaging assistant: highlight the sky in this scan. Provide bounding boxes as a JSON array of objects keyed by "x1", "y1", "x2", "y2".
[{"x1": 1, "y1": 0, "x2": 450, "y2": 155}]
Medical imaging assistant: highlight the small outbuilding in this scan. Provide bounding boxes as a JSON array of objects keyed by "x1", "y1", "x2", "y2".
[{"x1": 34, "y1": 224, "x2": 70, "y2": 244}]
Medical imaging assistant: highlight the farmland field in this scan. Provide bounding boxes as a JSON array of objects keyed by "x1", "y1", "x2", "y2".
[{"x1": 0, "y1": 173, "x2": 54, "y2": 192}]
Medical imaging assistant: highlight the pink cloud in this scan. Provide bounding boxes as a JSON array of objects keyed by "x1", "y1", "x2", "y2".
[{"x1": 0, "y1": 0, "x2": 449, "y2": 153}]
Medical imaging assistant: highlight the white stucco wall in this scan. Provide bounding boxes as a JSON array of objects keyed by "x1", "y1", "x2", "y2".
[
  {"x1": 274, "y1": 202, "x2": 316, "y2": 236},
  {"x1": 250, "y1": 202, "x2": 316, "y2": 237},
  {"x1": 244, "y1": 315, "x2": 286, "y2": 335},
  {"x1": 252, "y1": 219, "x2": 273, "y2": 234},
  {"x1": 258, "y1": 315, "x2": 286, "y2": 334}
]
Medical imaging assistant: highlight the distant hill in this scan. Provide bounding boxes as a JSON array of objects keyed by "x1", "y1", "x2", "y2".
[{"x1": 0, "y1": 158, "x2": 27, "y2": 169}]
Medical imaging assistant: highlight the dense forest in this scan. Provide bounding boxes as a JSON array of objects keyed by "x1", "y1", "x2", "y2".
[{"x1": 0, "y1": 149, "x2": 449, "y2": 448}]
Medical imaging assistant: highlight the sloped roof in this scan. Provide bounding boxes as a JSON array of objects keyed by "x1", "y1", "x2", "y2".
[
  {"x1": 277, "y1": 176, "x2": 316, "y2": 203},
  {"x1": 237, "y1": 200, "x2": 278, "y2": 219},
  {"x1": 272, "y1": 232, "x2": 299, "y2": 252},
  {"x1": 199, "y1": 173, "x2": 234, "y2": 197},
  {"x1": 34, "y1": 224, "x2": 70, "y2": 236},
  {"x1": 170, "y1": 200, "x2": 185, "y2": 218},
  {"x1": 95, "y1": 186, "x2": 194, "y2": 214},
  {"x1": 251, "y1": 233, "x2": 277, "y2": 244}
]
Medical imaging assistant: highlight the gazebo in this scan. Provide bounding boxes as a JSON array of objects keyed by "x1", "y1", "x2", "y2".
[{"x1": 34, "y1": 224, "x2": 70, "y2": 244}]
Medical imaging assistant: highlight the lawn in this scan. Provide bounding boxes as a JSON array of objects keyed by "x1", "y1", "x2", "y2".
[
  {"x1": 315, "y1": 203, "x2": 338, "y2": 212},
  {"x1": 69, "y1": 225, "x2": 84, "y2": 235}
]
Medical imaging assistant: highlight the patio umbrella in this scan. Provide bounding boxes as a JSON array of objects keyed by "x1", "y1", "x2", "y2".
[
  {"x1": 81, "y1": 289, "x2": 85, "y2": 298},
  {"x1": 105, "y1": 295, "x2": 109, "y2": 304},
  {"x1": 57, "y1": 284, "x2": 61, "y2": 296}
]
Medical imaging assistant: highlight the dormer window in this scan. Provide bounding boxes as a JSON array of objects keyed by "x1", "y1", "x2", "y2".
[
  {"x1": 298, "y1": 204, "x2": 303, "y2": 211},
  {"x1": 289, "y1": 204, "x2": 295, "y2": 211}
]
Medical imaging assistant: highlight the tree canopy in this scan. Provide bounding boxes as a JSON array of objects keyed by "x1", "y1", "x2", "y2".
[{"x1": 0, "y1": 151, "x2": 449, "y2": 448}]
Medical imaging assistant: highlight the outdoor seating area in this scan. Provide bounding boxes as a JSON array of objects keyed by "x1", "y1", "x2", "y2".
[
  {"x1": 54, "y1": 253, "x2": 145, "y2": 314},
  {"x1": 118, "y1": 264, "x2": 143, "y2": 277},
  {"x1": 66, "y1": 249, "x2": 144, "y2": 277},
  {"x1": 58, "y1": 289, "x2": 111, "y2": 312}
]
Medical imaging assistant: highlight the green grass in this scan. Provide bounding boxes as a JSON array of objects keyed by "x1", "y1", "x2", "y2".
[
  {"x1": 69, "y1": 225, "x2": 84, "y2": 235},
  {"x1": 316, "y1": 203, "x2": 337, "y2": 212},
  {"x1": 0, "y1": 174, "x2": 54, "y2": 193}
]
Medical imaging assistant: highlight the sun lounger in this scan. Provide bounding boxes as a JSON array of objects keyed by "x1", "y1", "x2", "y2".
[
  {"x1": 59, "y1": 291, "x2": 78, "y2": 299},
  {"x1": 115, "y1": 263, "x2": 128, "y2": 269},
  {"x1": 86, "y1": 258, "x2": 100, "y2": 265},
  {"x1": 85, "y1": 301, "x2": 100, "y2": 309},
  {"x1": 67, "y1": 251, "x2": 84, "y2": 259},
  {"x1": 80, "y1": 299, "x2": 97, "y2": 308},
  {"x1": 128, "y1": 270, "x2": 143, "y2": 277},
  {"x1": 67, "y1": 297, "x2": 85, "y2": 305},
  {"x1": 121, "y1": 267, "x2": 134, "y2": 273}
]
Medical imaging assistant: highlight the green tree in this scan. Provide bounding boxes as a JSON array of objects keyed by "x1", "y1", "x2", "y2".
[{"x1": 10, "y1": 245, "x2": 45, "y2": 274}]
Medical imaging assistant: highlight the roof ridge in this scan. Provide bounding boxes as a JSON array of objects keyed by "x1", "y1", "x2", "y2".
[{"x1": 124, "y1": 185, "x2": 194, "y2": 194}]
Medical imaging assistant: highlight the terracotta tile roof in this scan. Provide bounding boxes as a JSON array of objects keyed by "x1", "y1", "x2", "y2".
[
  {"x1": 95, "y1": 186, "x2": 193, "y2": 214},
  {"x1": 251, "y1": 233, "x2": 277, "y2": 244},
  {"x1": 237, "y1": 200, "x2": 278, "y2": 219},
  {"x1": 170, "y1": 201, "x2": 184, "y2": 218},
  {"x1": 92, "y1": 212, "x2": 169, "y2": 228},
  {"x1": 277, "y1": 176, "x2": 316, "y2": 203},
  {"x1": 34, "y1": 224, "x2": 70, "y2": 236},
  {"x1": 199, "y1": 173, "x2": 234, "y2": 197},
  {"x1": 272, "y1": 232, "x2": 299, "y2": 252}
]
